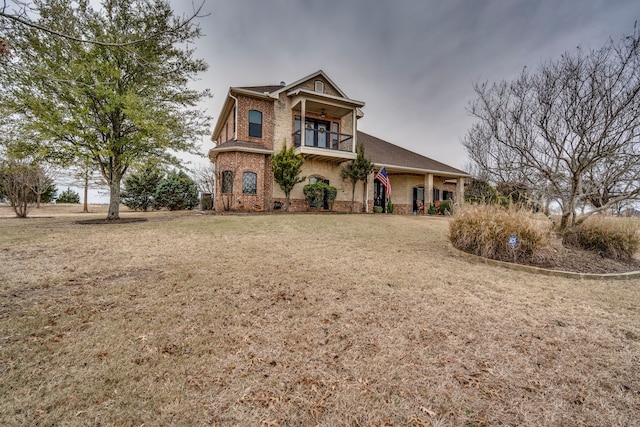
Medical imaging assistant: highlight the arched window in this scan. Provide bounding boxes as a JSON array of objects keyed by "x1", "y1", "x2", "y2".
[
  {"x1": 242, "y1": 171, "x2": 257, "y2": 194},
  {"x1": 248, "y1": 110, "x2": 262, "y2": 138},
  {"x1": 221, "y1": 171, "x2": 233, "y2": 193}
]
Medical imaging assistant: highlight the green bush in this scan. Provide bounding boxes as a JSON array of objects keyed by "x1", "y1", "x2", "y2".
[
  {"x1": 449, "y1": 204, "x2": 560, "y2": 263},
  {"x1": 373, "y1": 206, "x2": 383, "y2": 213},
  {"x1": 303, "y1": 181, "x2": 332, "y2": 211},
  {"x1": 563, "y1": 216, "x2": 640, "y2": 261},
  {"x1": 427, "y1": 204, "x2": 436, "y2": 215},
  {"x1": 121, "y1": 164, "x2": 164, "y2": 211},
  {"x1": 439, "y1": 199, "x2": 453, "y2": 214},
  {"x1": 56, "y1": 187, "x2": 80, "y2": 204},
  {"x1": 154, "y1": 171, "x2": 199, "y2": 211},
  {"x1": 387, "y1": 200, "x2": 394, "y2": 213}
]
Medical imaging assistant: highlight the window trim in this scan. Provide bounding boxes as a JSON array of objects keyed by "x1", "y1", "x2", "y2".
[
  {"x1": 314, "y1": 80, "x2": 324, "y2": 93},
  {"x1": 242, "y1": 171, "x2": 257, "y2": 195}
]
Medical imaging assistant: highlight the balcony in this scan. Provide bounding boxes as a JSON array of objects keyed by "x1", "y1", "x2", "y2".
[
  {"x1": 293, "y1": 129, "x2": 355, "y2": 162},
  {"x1": 293, "y1": 128, "x2": 353, "y2": 151}
]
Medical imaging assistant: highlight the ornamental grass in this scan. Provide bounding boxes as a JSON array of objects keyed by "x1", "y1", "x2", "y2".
[
  {"x1": 564, "y1": 215, "x2": 640, "y2": 261},
  {"x1": 449, "y1": 204, "x2": 561, "y2": 264}
]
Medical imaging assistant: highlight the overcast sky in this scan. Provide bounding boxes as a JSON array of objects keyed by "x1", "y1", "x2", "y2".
[
  {"x1": 83, "y1": 0, "x2": 639, "y2": 201},
  {"x1": 178, "y1": 0, "x2": 638, "y2": 172}
]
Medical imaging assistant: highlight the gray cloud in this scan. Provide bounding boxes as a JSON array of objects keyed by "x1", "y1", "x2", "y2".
[{"x1": 182, "y1": 0, "x2": 639, "y2": 170}]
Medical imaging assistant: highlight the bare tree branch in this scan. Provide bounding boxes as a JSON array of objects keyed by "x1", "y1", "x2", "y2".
[{"x1": 464, "y1": 26, "x2": 640, "y2": 230}]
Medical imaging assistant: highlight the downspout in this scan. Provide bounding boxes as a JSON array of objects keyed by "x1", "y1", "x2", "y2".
[{"x1": 229, "y1": 92, "x2": 239, "y2": 140}]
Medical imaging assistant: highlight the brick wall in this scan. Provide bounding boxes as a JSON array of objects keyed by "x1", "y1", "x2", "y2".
[
  {"x1": 215, "y1": 151, "x2": 270, "y2": 211},
  {"x1": 236, "y1": 97, "x2": 275, "y2": 150}
]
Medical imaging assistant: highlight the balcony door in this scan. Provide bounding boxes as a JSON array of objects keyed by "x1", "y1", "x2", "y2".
[{"x1": 296, "y1": 116, "x2": 330, "y2": 148}]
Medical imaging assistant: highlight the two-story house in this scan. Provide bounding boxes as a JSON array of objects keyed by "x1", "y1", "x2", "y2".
[{"x1": 208, "y1": 70, "x2": 468, "y2": 214}]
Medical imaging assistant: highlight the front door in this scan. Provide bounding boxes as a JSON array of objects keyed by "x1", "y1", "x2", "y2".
[
  {"x1": 374, "y1": 180, "x2": 386, "y2": 210},
  {"x1": 413, "y1": 187, "x2": 424, "y2": 211}
]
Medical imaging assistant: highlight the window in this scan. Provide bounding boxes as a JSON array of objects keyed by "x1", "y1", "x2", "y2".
[
  {"x1": 331, "y1": 122, "x2": 339, "y2": 149},
  {"x1": 314, "y1": 80, "x2": 324, "y2": 93},
  {"x1": 248, "y1": 110, "x2": 262, "y2": 138},
  {"x1": 242, "y1": 172, "x2": 257, "y2": 194},
  {"x1": 221, "y1": 171, "x2": 233, "y2": 193},
  {"x1": 433, "y1": 188, "x2": 440, "y2": 201}
]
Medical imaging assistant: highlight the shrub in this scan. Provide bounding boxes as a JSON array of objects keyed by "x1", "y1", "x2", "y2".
[
  {"x1": 303, "y1": 181, "x2": 330, "y2": 211},
  {"x1": 387, "y1": 200, "x2": 394, "y2": 213},
  {"x1": 154, "y1": 171, "x2": 199, "y2": 211},
  {"x1": 373, "y1": 206, "x2": 383, "y2": 213},
  {"x1": 56, "y1": 187, "x2": 80, "y2": 204},
  {"x1": 563, "y1": 216, "x2": 640, "y2": 261},
  {"x1": 439, "y1": 199, "x2": 453, "y2": 215},
  {"x1": 427, "y1": 204, "x2": 436, "y2": 215},
  {"x1": 121, "y1": 164, "x2": 164, "y2": 211},
  {"x1": 449, "y1": 204, "x2": 560, "y2": 263}
]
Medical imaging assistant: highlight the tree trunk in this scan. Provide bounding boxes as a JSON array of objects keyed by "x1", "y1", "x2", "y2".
[
  {"x1": 350, "y1": 183, "x2": 356, "y2": 213},
  {"x1": 285, "y1": 192, "x2": 290, "y2": 212},
  {"x1": 107, "y1": 178, "x2": 121, "y2": 220},
  {"x1": 83, "y1": 172, "x2": 89, "y2": 213}
]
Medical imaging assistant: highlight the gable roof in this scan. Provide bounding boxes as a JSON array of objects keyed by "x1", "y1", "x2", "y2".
[
  {"x1": 357, "y1": 131, "x2": 468, "y2": 177},
  {"x1": 270, "y1": 70, "x2": 348, "y2": 98}
]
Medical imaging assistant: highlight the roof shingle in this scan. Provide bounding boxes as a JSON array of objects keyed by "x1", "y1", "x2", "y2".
[{"x1": 358, "y1": 131, "x2": 467, "y2": 176}]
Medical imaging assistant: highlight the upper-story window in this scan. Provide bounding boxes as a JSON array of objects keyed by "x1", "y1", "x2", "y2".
[
  {"x1": 314, "y1": 80, "x2": 324, "y2": 93},
  {"x1": 242, "y1": 172, "x2": 257, "y2": 194},
  {"x1": 248, "y1": 110, "x2": 262, "y2": 138}
]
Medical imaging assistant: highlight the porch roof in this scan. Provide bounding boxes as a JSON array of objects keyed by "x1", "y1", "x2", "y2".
[{"x1": 357, "y1": 131, "x2": 469, "y2": 178}]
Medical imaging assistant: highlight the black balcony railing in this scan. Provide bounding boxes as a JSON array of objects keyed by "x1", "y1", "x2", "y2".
[{"x1": 293, "y1": 129, "x2": 353, "y2": 153}]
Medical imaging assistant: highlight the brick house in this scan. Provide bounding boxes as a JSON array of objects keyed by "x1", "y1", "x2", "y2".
[{"x1": 208, "y1": 70, "x2": 469, "y2": 214}]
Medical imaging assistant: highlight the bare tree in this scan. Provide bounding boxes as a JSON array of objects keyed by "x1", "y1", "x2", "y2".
[
  {"x1": 192, "y1": 162, "x2": 215, "y2": 210},
  {"x1": 29, "y1": 162, "x2": 54, "y2": 208},
  {"x1": 464, "y1": 26, "x2": 640, "y2": 230},
  {"x1": 0, "y1": 158, "x2": 39, "y2": 217}
]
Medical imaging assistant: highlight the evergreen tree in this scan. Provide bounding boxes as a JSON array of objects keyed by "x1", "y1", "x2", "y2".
[
  {"x1": 271, "y1": 142, "x2": 305, "y2": 211},
  {"x1": 341, "y1": 144, "x2": 374, "y2": 212},
  {"x1": 56, "y1": 187, "x2": 80, "y2": 204},
  {"x1": 154, "y1": 170, "x2": 199, "y2": 211},
  {"x1": 121, "y1": 163, "x2": 164, "y2": 211}
]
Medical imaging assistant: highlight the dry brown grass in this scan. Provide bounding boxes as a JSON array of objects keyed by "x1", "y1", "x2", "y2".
[{"x1": 1, "y1": 204, "x2": 639, "y2": 426}]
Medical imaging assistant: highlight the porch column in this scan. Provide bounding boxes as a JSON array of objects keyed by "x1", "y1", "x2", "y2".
[
  {"x1": 352, "y1": 109, "x2": 357, "y2": 153},
  {"x1": 300, "y1": 99, "x2": 306, "y2": 147},
  {"x1": 425, "y1": 173, "x2": 433, "y2": 206},
  {"x1": 457, "y1": 176, "x2": 465, "y2": 205},
  {"x1": 364, "y1": 173, "x2": 370, "y2": 213}
]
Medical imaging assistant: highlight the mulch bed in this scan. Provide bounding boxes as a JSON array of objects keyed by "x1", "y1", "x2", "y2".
[
  {"x1": 526, "y1": 245, "x2": 640, "y2": 274},
  {"x1": 75, "y1": 218, "x2": 148, "y2": 225}
]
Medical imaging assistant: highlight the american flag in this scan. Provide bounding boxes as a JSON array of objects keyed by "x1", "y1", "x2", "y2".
[{"x1": 375, "y1": 167, "x2": 392, "y2": 196}]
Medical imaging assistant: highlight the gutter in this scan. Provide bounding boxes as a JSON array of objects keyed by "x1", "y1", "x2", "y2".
[
  {"x1": 375, "y1": 163, "x2": 470, "y2": 178},
  {"x1": 229, "y1": 92, "x2": 238, "y2": 141}
]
